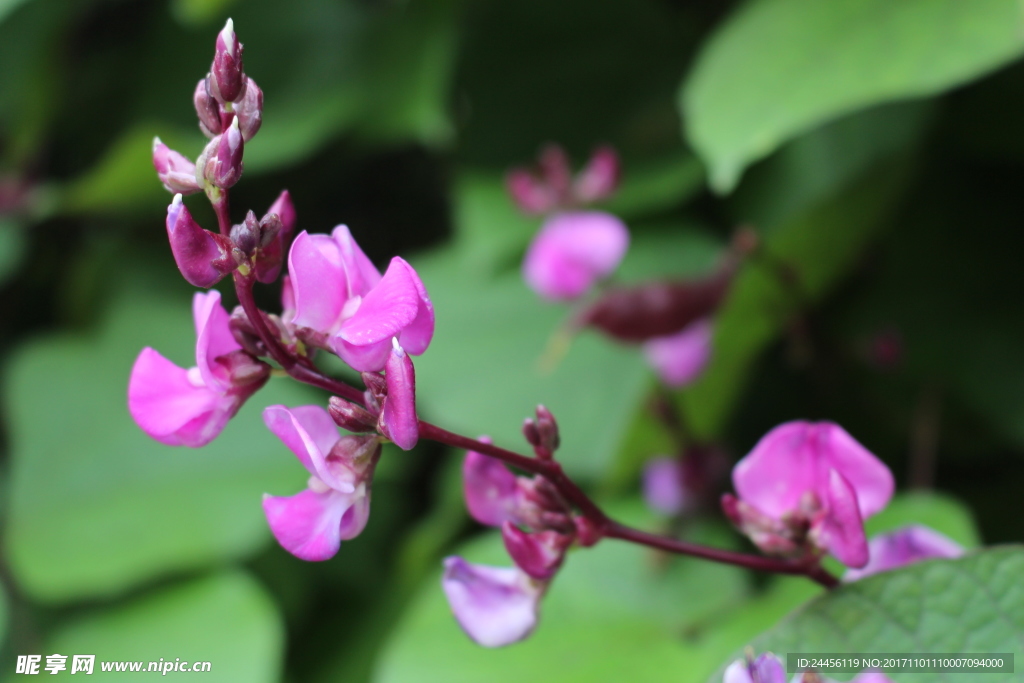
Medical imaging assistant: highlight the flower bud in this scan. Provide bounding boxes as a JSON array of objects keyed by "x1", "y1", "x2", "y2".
[
  {"x1": 534, "y1": 405, "x2": 559, "y2": 452},
  {"x1": 230, "y1": 210, "x2": 260, "y2": 257},
  {"x1": 379, "y1": 340, "x2": 419, "y2": 450},
  {"x1": 501, "y1": 522, "x2": 570, "y2": 581},
  {"x1": 506, "y1": 170, "x2": 557, "y2": 215},
  {"x1": 538, "y1": 144, "x2": 572, "y2": 200},
  {"x1": 165, "y1": 194, "x2": 234, "y2": 287},
  {"x1": 328, "y1": 396, "x2": 379, "y2": 433},
  {"x1": 572, "y1": 146, "x2": 619, "y2": 204},
  {"x1": 229, "y1": 305, "x2": 267, "y2": 357},
  {"x1": 197, "y1": 119, "x2": 244, "y2": 189},
  {"x1": 234, "y1": 76, "x2": 263, "y2": 141},
  {"x1": 214, "y1": 349, "x2": 270, "y2": 387},
  {"x1": 194, "y1": 78, "x2": 222, "y2": 137},
  {"x1": 153, "y1": 138, "x2": 201, "y2": 195},
  {"x1": 327, "y1": 433, "x2": 384, "y2": 477},
  {"x1": 209, "y1": 18, "x2": 245, "y2": 103}
]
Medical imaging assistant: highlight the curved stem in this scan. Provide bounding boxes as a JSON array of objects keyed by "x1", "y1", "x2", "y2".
[{"x1": 230, "y1": 270, "x2": 838, "y2": 589}]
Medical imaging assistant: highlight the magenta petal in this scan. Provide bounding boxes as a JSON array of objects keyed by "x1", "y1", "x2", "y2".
[
  {"x1": 338, "y1": 257, "x2": 421, "y2": 349},
  {"x1": 816, "y1": 422, "x2": 894, "y2": 517},
  {"x1": 331, "y1": 225, "x2": 381, "y2": 298},
  {"x1": 381, "y1": 343, "x2": 419, "y2": 450},
  {"x1": 333, "y1": 335, "x2": 393, "y2": 373},
  {"x1": 501, "y1": 523, "x2": 567, "y2": 581},
  {"x1": 844, "y1": 525, "x2": 964, "y2": 582},
  {"x1": 643, "y1": 318, "x2": 713, "y2": 388},
  {"x1": 166, "y1": 196, "x2": 228, "y2": 288},
  {"x1": 506, "y1": 169, "x2": 557, "y2": 215},
  {"x1": 522, "y1": 211, "x2": 629, "y2": 301},
  {"x1": 193, "y1": 290, "x2": 241, "y2": 391},
  {"x1": 337, "y1": 485, "x2": 371, "y2": 540},
  {"x1": 441, "y1": 557, "x2": 541, "y2": 648},
  {"x1": 288, "y1": 231, "x2": 347, "y2": 332},
  {"x1": 642, "y1": 457, "x2": 687, "y2": 516},
  {"x1": 818, "y1": 469, "x2": 869, "y2": 568},
  {"x1": 128, "y1": 348, "x2": 234, "y2": 447},
  {"x1": 851, "y1": 673, "x2": 898, "y2": 683},
  {"x1": 262, "y1": 405, "x2": 353, "y2": 492},
  {"x1": 394, "y1": 258, "x2": 434, "y2": 356},
  {"x1": 572, "y1": 146, "x2": 620, "y2": 204},
  {"x1": 262, "y1": 489, "x2": 350, "y2": 561},
  {"x1": 723, "y1": 654, "x2": 786, "y2": 683},
  {"x1": 733, "y1": 421, "x2": 823, "y2": 518},
  {"x1": 463, "y1": 440, "x2": 519, "y2": 527}
]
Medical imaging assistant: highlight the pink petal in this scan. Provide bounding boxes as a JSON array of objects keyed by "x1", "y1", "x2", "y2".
[
  {"x1": 818, "y1": 468, "x2": 869, "y2": 568},
  {"x1": 288, "y1": 231, "x2": 348, "y2": 332},
  {"x1": 338, "y1": 257, "x2": 421, "y2": 351},
  {"x1": 381, "y1": 342, "x2": 419, "y2": 450},
  {"x1": 262, "y1": 488, "x2": 353, "y2": 561},
  {"x1": 262, "y1": 405, "x2": 352, "y2": 492},
  {"x1": 642, "y1": 457, "x2": 687, "y2": 516},
  {"x1": 441, "y1": 557, "x2": 541, "y2": 648},
  {"x1": 816, "y1": 422, "x2": 894, "y2": 517},
  {"x1": 732, "y1": 421, "x2": 823, "y2": 518},
  {"x1": 463, "y1": 439, "x2": 519, "y2": 527},
  {"x1": 501, "y1": 523, "x2": 568, "y2": 581},
  {"x1": 128, "y1": 348, "x2": 234, "y2": 447},
  {"x1": 333, "y1": 336, "x2": 394, "y2": 374},
  {"x1": 331, "y1": 225, "x2": 381, "y2": 298},
  {"x1": 193, "y1": 290, "x2": 241, "y2": 392},
  {"x1": 572, "y1": 146, "x2": 620, "y2": 204},
  {"x1": 506, "y1": 169, "x2": 557, "y2": 215},
  {"x1": 851, "y1": 673, "x2": 897, "y2": 683},
  {"x1": 643, "y1": 318, "x2": 713, "y2": 388},
  {"x1": 844, "y1": 525, "x2": 964, "y2": 582},
  {"x1": 522, "y1": 211, "x2": 629, "y2": 301},
  {"x1": 394, "y1": 258, "x2": 434, "y2": 356}
]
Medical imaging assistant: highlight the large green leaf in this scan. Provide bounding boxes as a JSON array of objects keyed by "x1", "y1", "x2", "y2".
[
  {"x1": 711, "y1": 546, "x2": 1024, "y2": 683},
  {"x1": 683, "y1": 0, "x2": 1024, "y2": 192},
  {"x1": 376, "y1": 504, "x2": 749, "y2": 683},
  {"x1": 4, "y1": 280, "x2": 315, "y2": 601},
  {"x1": 413, "y1": 229, "x2": 722, "y2": 479},
  {"x1": 46, "y1": 571, "x2": 283, "y2": 682}
]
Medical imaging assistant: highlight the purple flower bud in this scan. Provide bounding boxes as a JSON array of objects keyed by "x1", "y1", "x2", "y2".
[
  {"x1": 234, "y1": 76, "x2": 263, "y2": 142},
  {"x1": 522, "y1": 211, "x2": 630, "y2": 301},
  {"x1": 501, "y1": 522, "x2": 570, "y2": 580},
  {"x1": 378, "y1": 341, "x2": 419, "y2": 450},
  {"x1": 534, "y1": 405, "x2": 559, "y2": 452},
  {"x1": 209, "y1": 18, "x2": 245, "y2": 104},
  {"x1": 844, "y1": 525, "x2": 964, "y2": 582},
  {"x1": 506, "y1": 169, "x2": 558, "y2": 215},
  {"x1": 153, "y1": 138, "x2": 201, "y2": 195},
  {"x1": 643, "y1": 317, "x2": 714, "y2": 388},
  {"x1": 252, "y1": 190, "x2": 295, "y2": 284},
  {"x1": 723, "y1": 653, "x2": 786, "y2": 683},
  {"x1": 441, "y1": 557, "x2": 543, "y2": 648},
  {"x1": 194, "y1": 78, "x2": 222, "y2": 137},
  {"x1": 230, "y1": 210, "x2": 261, "y2": 257},
  {"x1": 165, "y1": 195, "x2": 234, "y2": 287},
  {"x1": 328, "y1": 396, "x2": 378, "y2": 433},
  {"x1": 538, "y1": 145, "x2": 572, "y2": 200},
  {"x1": 572, "y1": 146, "x2": 620, "y2": 204}
]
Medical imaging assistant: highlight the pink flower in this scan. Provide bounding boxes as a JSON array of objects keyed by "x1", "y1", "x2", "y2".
[
  {"x1": 287, "y1": 226, "x2": 434, "y2": 372},
  {"x1": 725, "y1": 421, "x2": 894, "y2": 568},
  {"x1": 723, "y1": 653, "x2": 785, "y2": 683},
  {"x1": 441, "y1": 557, "x2": 543, "y2": 648},
  {"x1": 643, "y1": 317, "x2": 713, "y2": 387},
  {"x1": 261, "y1": 405, "x2": 382, "y2": 561},
  {"x1": 128, "y1": 291, "x2": 268, "y2": 447},
  {"x1": 522, "y1": 211, "x2": 629, "y2": 301},
  {"x1": 844, "y1": 525, "x2": 964, "y2": 582}
]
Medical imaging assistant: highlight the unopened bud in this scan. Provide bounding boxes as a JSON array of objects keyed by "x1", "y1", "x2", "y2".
[
  {"x1": 153, "y1": 138, "x2": 201, "y2": 195},
  {"x1": 501, "y1": 522, "x2": 570, "y2": 581},
  {"x1": 572, "y1": 146, "x2": 620, "y2": 204},
  {"x1": 538, "y1": 144, "x2": 572, "y2": 200},
  {"x1": 252, "y1": 191, "x2": 294, "y2": 283},
  {"x1": 209, "y1": 18, "x2": 245, "y2": 104},
  {"x1": 534, "y1": 405, "x2": 560, "y2": 453},
  {"x1": 506, "y1": 170, "x2": 557, "y2": 215},
  {"x1": 361, "y1": 371, "x2": 387, "y2": 405},
  {"x1": 573, "y1": 515, "x2": 602, "y2": 547},
  {"x1": 165, "y1": 194, "x2": 234, "y2": 287},
  {"x1": 522, "y1": 418, "x2": 541, "y2": 448},
  {"x1": 328, "y1": 396, "x2": 378, "y2": 433},
  {"x1": 215, "y1": 349, "x2": 270, "y2": 387},
  {"x1": 379, "y1": 341, "x2": 419, "y2": 451},
  {"x1": 194, "y1": 78, "x2": 222, "y2": 137},
  {"x1": 234, "y1": 77, "x2": 263, "y2": 141},
  {"x1": 197, "y1": 119, "x2": 244, "y2": 189},
  {"x1": 230, "y1": 210, "x2": 260, "y2": 257}
]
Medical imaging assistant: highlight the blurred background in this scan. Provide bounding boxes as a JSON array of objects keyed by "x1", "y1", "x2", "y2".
[{"x1": 1, "y1": 0, "x2": 1023, "y2": 680}]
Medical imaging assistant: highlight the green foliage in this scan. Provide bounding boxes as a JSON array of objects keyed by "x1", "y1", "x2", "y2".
[
  {"x1": 712, "y1": 546, "x2": 1024, "y2": 682},
  {"x1": 46, "y1": 571, "x2": 283, "y2": 682},
  {"x1": 683, "y1": 0, "x2": 1024, "y2": 191},
  {"x1": 4, "y1": 280, "x2": 316, "y2": 602}
]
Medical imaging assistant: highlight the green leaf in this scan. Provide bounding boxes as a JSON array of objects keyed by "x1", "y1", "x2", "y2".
[
  {"x1": 4, "y1": 280, "x2": 315, "y2": 601},
  {"x1": 0, "y1": 218, "x2": 26, "y2": 287},
  {"x1": 413, "y1": 228, "x2": 721, "y2": 479},
  {"x1": 711, "y1": 546, "x2": 1024, "y2": 683},
  {"x1": 683, "y1": 0, "x2": 1024, "y2": 192},
  {"x1": 376, "y1": 504, "x2": 749, "y2": 683},
  {"x1": 866, "y1": 492, "x2": 980, "y2": 548},
  {"x1": 46, "y1": 571, "x2": 283, "y2": 682}
]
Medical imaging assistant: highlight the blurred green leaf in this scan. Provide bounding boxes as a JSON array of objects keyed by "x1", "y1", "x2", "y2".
[
  {"x1": 0, "y1": 217, "x2": 26, "y2": 286},
  {"x1": 603, "y1": 152, "x2": 705, "y2": 221},
  {"x1": 683, "y1": 0, "x2": 1024, "y2": 192},
  {"x1": 0, "y1": 0, "x2": 31, "y2": 25},
  {"x1": 4, "y1": 279, "x2": 315, "y2": 601},
  {"x1": 376, "y1": 503, "x2": 750, "y2": 683},
  {"x1": 680, "y1": 150, "x2": 914, "y2": 439},
  {"x1": 867, "y1": 492, "x2": 980, "y2": 548},
  {"x1": 171, "y1": 0, "x2": 242, "y2": 27},
  {"x1": 413, "y1": 228, "x2": 721, "y2": 480},
  {"x1": 710, "y1": 546, "x2": 1024, "y2": 682},
  {"x1": 451, "y1": 171, "x2": 539, "y2": 276},
  {"x1": 46, "y1": 571, "x2": 283, "y2": 682}
]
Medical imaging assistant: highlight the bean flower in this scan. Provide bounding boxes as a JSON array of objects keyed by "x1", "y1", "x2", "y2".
[
  {"x1": 128, "y1": 290, "x2": 268, "y2": 447},
  {"x1": 722, "y1": 421, "x2": 894, "y2": 568},
  {"x1": 844, "y1": 524, "x2": 963, "y2": 582}
]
